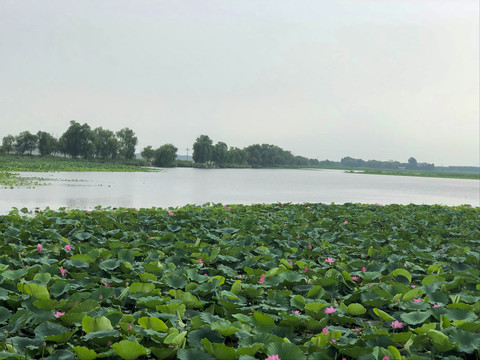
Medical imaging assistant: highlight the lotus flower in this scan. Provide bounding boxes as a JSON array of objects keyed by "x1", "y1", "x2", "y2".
[
  {"x1": 391, "y1": 320, "x2": 403, "y2": 329},
  {"x1": 265, "y1": 355, "x2": 281, "y2": 360},
  {"x1": 324, "y1": 307, "x2": 336, "y2": 314}
]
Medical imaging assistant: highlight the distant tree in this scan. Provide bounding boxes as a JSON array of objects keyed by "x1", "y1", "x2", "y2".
[
  {"x1": 37, "y1": 131, "x2": 58, "y2": 156},
  {"x1": 228, "y1": 147, "x2": 246, "y2": 165},
  {"x1": 93, "y1": 127, "x2": 118, "y2": 159},
  {"x1": 1, "y1": 135, "x2": 15, "y2": 154},
  {"x1": 116, "y1": 128, "x2": 138, "y2": 160},
  {"x1": 59, "y1": 121, "x2": 95, "y2": 158},
  {"x1": 341, "y1": 157, "x2": 366, "y2": 168},
  {"x1": 212, "y1": 141, "x2": 229, "y2": 166},
  {"x1": 244, "y1": 144, "x2": 262, "y2": 167},
  {"x1": 153, "y1": 144, "x2": 177, "y2": 167},
  {"x1": 141, "y1": 146, "x2": 155, "y2": 163},
  {"x1": 14, "y1": 131, "x2": 38, "y2": 155},
  {"x1": 407, "y1": 157, "x2": 418, "y2": 169},
  {"x1": 192, "y1": 135, "x2": 214, "y2": 163}
]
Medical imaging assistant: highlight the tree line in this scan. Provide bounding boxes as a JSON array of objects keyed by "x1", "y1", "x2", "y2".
[
  {"x1": 1, "y1": 124, "x2": 435, "y2": 170},
  {"x1": 189, "y1": 135, "x2": 319, "y2": 168},
  {"x1": 1, "y1": 121, "x2": 138, "y2": 161}
]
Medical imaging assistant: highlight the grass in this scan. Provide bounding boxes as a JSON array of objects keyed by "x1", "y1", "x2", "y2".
[
  {"x1": 0, "y1": 155, "x2": 157, "y2": 173},
  {"x1": 346, "y1": 168, "x2": 479, "y2": 180}
]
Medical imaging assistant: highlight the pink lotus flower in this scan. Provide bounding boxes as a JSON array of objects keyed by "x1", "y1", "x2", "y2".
[
  {"x1": 382, "y1": 357, "x2": 389, "y2": 360},
  {"x1": 391, "y1": 320, "x2": 403, "y2": 329},
  {"x1": 432, "y1": 304, "x2": 441, "y2": 308},
  {"x1": 297, "y1": 235, "x2": 300, "y2": 239},
  {"x1": 64, "y1": 244, "x2": 72, "y2": 251},
  {"x1": 413, "y1": 298, "x2": 422, "y2": 302},
  {"x1": 440, "y1": 249, "x2": 444, "y2": 253},
  {"x1": 104, "y1": 283, "x2": 111, "y2": 287},
  {"x1": 322, "y1": 327, "x2": 328, "y2": 335},
  {"x1": 292, "y1": 310, "x2": 301, "y2": 315},
  {"x1": 343, "y1": 221, "x2": 349, "y2": 225},
  {"x1": 403, "y1": 263, "x2": 407, "y2": 267},
  {"x1": 331, "y1": 339, "x2": 337, "y2": 343},
  {"x1": 351, "y1": 275, "x2": 359, "y2": 282},
  {"x1": 148, "y1": 237, "x2": 152, "y2": 240},
  {"x1": 265, "y1": 355, "x2": 281, "y2": 360},
  {"x1": 86, "y1": 211, "x2": 91, "y2": 214},
  {"x1": 325, "y1": 257, "x2": 335, "y2": 265},
  {"x1": 361, "y1": 266, "x2": 366, "y2": 272},
  {"x1": 238, "y1": 274, "x2": 242, "y2": 279},
  {"x1": 198, "y1": 259, "x2": 203, "y2": 264},
  {"x1": 37, "y1": 243, "x2": 42, "y2": 253},
  {"x1": 54, "y1": 311, "x2": 65, "y2": 318},
  {"x1": 60, "y1": 268, "x2": 67, "y2": 276},
  {"x1": 308, "y1": 244, "x2": 312, "y2": 249},
  {"x1": 289, "y1": 261, "x2": 293, "y2": 266},
  {"x1": 168, "y1": 211, "x2": 174, "y2": 216},
  {"x1": 258, "y1": 274, "x2": 265, "y2": 284},
  {"x1": 324, "y1": 307, "x2": 336, "y2": 314}
]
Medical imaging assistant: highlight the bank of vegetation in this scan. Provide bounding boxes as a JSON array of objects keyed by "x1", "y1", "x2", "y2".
[
  {"x1": 1, "y1": 124, "x2": 478, "y2": 179},
  {"x1": 0, "y1": 203, "x2": 478, "y2": 359}
]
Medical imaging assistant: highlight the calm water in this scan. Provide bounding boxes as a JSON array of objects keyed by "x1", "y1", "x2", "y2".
[{"x1": 0, "y1": 168, "x2": 478, "y2": 213}]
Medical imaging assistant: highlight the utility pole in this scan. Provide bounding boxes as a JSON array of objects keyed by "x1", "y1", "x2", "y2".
[{"x1": 186, "y1": 148, "x2": 189, "y2": 161}]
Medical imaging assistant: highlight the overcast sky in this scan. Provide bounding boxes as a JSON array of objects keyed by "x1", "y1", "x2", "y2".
[{"x1": 1, "y1": 0, "x2": 478, "y2": 166}]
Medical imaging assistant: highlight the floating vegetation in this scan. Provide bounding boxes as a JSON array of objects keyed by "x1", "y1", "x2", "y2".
[
  {"x1": 0, "y1": 171, "x2": 50, "y2": 188},
  {"x1": 0, "y1": 203, "x2": 478, "y2": 359}
]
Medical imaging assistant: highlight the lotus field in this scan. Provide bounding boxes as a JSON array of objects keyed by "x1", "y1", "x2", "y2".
[{"x1": 0, "y1": 203, "x2": 479, "y2": 360}]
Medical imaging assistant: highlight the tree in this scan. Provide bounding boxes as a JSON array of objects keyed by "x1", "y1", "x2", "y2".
[
  {"x1": 59, "y1": 121, "x2": 95, "y2": 158},
  {"x1": 14, "y1": 131, "x2": 38, "y2": 155},
  {"x1": 407, "y1": 157, "x2": 418, "y2": 169},
  {"x1": 141, "y1": 146, "x2": 155, "y2": 163},
  {"x1": 212, "y1": 142, "x2": 229, "y2": 166},
  {"x1": 153, "y1": 144, "x2": 177, "y2": 167},
  {"x1": 93, "y1": 127, "x2": 118, "y2": 159},
  {"x1": 228, "y1": 147, "x2": 246, "y2": 166},
  {"x1": 192, "y1": 135, "x2": 213, "y2": 164},
  {"x1": 37, "y1": 131, "x2": 58, "y2": 156},
  {"x1": 1, "y1": 135, "x2": 15, "y2": 154},
  {"x1": 116, "y1": 128, "x2": 138, "y2": 160}
]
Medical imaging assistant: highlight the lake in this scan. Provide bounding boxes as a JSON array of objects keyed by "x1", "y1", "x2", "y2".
[{"x1": 0, "y1": 168, "x2": 478, "y2": 213}]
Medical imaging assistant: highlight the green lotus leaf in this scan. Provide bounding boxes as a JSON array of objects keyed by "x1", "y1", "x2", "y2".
[
  {"x1": 2, "y1": 268, "x2": 28, "y2": 281},
  {"x1": 138, "y1": 317, "x2": 168, "y2": 332},
  {"x1": 373, "y1": 308, "x2": 395, "y2": 321},
  {"x1": 129, "y1": 282, "x2": 155, "y2": 293},
  {"x1": 211, "y1": 320, "x2": 241, "y2": 336},
  {"x1": 201, "y1": 338, "x2": 236, "y2": 360},
  {"x1": 266, "y1": 342, "x2": 307, "y2": 360},
  {"x1": 177, "y1": 348, "x2": 215, "y2": 360},
  {"x1": 82, "y1": 316, "x2": 113, "y2": 333},
  {"x1": 33, "y1": 272, "x2": 52, "y2": 285},
  {"x1": 427, "y1": 329, "x2": 456, "y2": 352},
  {"x1": 99, "y1": 259, "x2": 120, "y2": 271},
  {"x1": 17, "y1": 282, "x2": 50, "y2": 300},
  {"x1": 0, "y1": 307, "x2": 12, "y2": 324},
  {"x1": 111, "y1": 340, "x2": 148, "y2": 360},
  {"x1": 164, "y1": 330, "x2": 187, "y2": 346},
  {"x1": 400, "y1": 311, "x2": 432, "y2": 325},
  {"x1": 73, "y1": 346, "x2": 98, "y2": 360},
  {"x1": 347, "y1": 303, "x2": 366, "y2": 315},
  {"x1": 392, "y1": 269, "x2": 412, "y2": 283}
]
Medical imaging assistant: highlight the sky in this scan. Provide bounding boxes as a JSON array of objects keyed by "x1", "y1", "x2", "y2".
[{"x1": 0, "y1": 0, "x2": 478, "y2": 166}]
